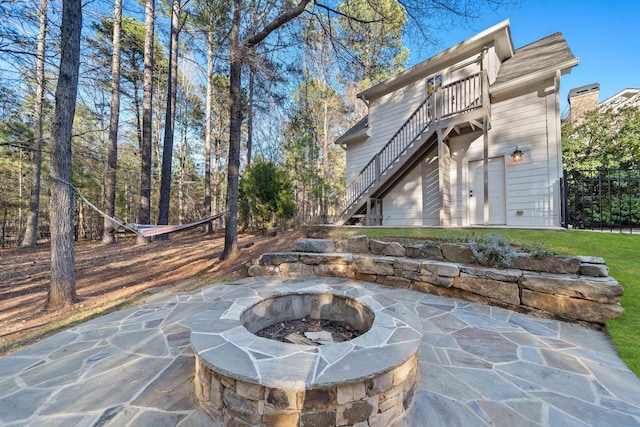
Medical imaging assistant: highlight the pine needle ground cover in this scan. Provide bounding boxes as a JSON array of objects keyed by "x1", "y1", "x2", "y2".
[{"x1": 328, "y1": 228, "x2": 640, "y2": 376}]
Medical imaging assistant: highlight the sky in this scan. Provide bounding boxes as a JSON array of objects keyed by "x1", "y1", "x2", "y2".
[{"x1": 406, "y1": 0, "x2": 640, "y2": 114}]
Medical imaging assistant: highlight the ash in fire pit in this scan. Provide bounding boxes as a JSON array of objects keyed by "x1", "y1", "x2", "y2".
[
  {"x1": 255, "y1": 317, "x2": 362, "y2": 345},
  {"x1": 240, "y1": 292, "x2": 375, "y2": 346}
]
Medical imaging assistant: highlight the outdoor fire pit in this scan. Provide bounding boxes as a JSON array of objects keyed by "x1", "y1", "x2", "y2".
[
  {"x1": 187, "y1": 278, "x2": 422, "y2": 426},
  {"x1": 247, "y1": 293, "x2": 373, "y2": 345}
]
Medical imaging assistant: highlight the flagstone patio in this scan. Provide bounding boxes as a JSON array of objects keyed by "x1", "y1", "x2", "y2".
[{"x1": 1, "y1": 276, "x2": 639, "y2": 426}]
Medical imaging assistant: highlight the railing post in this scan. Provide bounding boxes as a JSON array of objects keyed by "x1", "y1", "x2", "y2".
[
  {"x1": 433, "y1": 87, "x2": 442, "y2": 120},
  {"x1": 375, "y1": 153, "x2": 381, "y2": 182},
  {"x1": 482, "y1": 70, "x2": 489, "y2": 114}
]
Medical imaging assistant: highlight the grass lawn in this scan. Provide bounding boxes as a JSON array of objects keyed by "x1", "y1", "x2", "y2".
[{"x1": 328, "y1": 228, "x2": 640, "y2": 376}]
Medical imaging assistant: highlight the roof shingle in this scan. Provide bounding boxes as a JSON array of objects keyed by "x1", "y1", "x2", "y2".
[
  {"x1": 335, "y1": 116, "x2": 368, "y2": 145},
  {"x1": 494, "y1": 32, "x2": 576, "y2": 85}
]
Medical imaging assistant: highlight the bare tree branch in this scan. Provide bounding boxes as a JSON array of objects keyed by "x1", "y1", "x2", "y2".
[
  {"x1": 314, "y1": 1, "x2": 384, "y2": 24},
  {"x1": 245, "y1": 0, "x2": 312, "y2": 49}
]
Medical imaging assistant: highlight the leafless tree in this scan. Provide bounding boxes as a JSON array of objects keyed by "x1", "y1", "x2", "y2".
[{"x1": 222, "y1": 0, "x2": 312, "y2": 260}]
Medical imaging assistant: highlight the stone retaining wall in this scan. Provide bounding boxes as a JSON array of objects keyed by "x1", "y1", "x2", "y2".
[{"x1": 249, "y1": 237, "x2": 624, "y2": 325}]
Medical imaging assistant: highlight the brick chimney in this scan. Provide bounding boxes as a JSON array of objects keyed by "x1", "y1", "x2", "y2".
[{"x1": 568, "y1": 83, "x2": 599, "y2": 123}]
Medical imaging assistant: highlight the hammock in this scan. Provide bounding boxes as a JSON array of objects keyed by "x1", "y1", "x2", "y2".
[
  {"x1": 115, "y1": 213, "x2": 224, "y2": 238},
  {"x1": 51, "y1": 174, "x2": 224, "y2": 238}
]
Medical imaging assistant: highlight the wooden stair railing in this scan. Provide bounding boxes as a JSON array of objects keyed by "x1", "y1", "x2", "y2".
[
  {"x1": 338, "y1": 71, "x2": 485, "y2": 224},
  {"x1": 340, "y1": 96, "x2": 434, "y2": 218}
]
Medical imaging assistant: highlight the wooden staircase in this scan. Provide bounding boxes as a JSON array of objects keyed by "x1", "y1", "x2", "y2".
[{"x1": 337, "y1": 72, "x2": 487, "y2": 225}]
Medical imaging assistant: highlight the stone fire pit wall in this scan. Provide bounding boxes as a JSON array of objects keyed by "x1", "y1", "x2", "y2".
[
  {"x1": 248, "y1": 236, "x2": 625, "y2": 325},
  {"x1": 188, "y1": 283, "x2": 422, "y2": 426}
]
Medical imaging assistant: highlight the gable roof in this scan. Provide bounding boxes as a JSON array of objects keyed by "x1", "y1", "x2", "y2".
[
  {"x1": 494, "y1": 33, "x2": 578, "y2": 85},
  {"x1": 358, "y1": 20, "x2": 514, "y2": 101},
  {"x1": 600, "y1": 88, "x2": 640, "y2": 110},
  {"x1": 335, "y1": 116, "x2": 368, "y2": 145}
]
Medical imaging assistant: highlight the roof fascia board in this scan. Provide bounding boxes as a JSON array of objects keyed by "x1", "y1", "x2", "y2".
[
  {"x1": 494, "y1": 24, "x2": 515, "y2": 61},
  {"x1": 335, "y1": 128, "x2": 369, "y2": 146},
  {"x1": 359, "y1": 20, "x2": 513, "y2": 101},
  {"x1": 490, "y1": 57, "x2": 579, "y2": 98}
]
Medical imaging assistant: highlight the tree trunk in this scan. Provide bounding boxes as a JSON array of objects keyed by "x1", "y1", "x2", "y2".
[
  {"x1": 246, "y1": 59, "x2": 254, "y2": 167},
  {"x1": 221, "y1": 0, "x2": 241, "y2": 260},
  {"x1": 137, "y1": 0, "x2": 154, "y2": 245},
  {"x1": 222, "y1": 0, "x2": 311, "y2": 259},
  {"x1": 214, "y1": 136, "x2": 222, "y2": 214},
  {"x1": 322, "y1": 98, "x2": 329, "y2": 220},
  {"x1": 21, "y1": 0, "x2": 48, "y2": 247},
  {"x1": 204, "y1": 17, "x2": 214, "y2": 233},
  {"x1": 157, "y1": 0, "x2": 180, "y2": 232},
  {"x1": 133, "y1": 79, "x2": 142, "y2": 147},
  {"x1": 178, "y1": 123, "x2": 187, "y2": 223},
  {"x1": 47, "y1": 0, "x2": 82, "y2": 309},
  {"x1": 78, "y1": 199, "x2": 86, "y2": 240},
  {"x1": 103, "y1": 0, "x2": 123, "y2": 244},
  {"x1": 2, "y1": 208, "x2": 6, "y2": 249}
]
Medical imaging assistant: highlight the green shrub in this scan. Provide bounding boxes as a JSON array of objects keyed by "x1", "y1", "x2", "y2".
[
  {"x1": 469, "y1": 234, "x2": 517, "y2": 268},
  {"x1": 239, "y1": 158, "x2": 295, "y2": 230}
]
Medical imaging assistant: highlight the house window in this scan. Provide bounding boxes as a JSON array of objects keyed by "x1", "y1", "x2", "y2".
[
  {"x1": 426, "y1": 74, "x2": 442, "y2": 119},
  {"x1": 427, "y1": 74, "x2": 442, "y2": 94}
]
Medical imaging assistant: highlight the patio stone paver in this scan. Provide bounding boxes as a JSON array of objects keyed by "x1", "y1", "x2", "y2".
[{"x1": 0, "y1": 275, "x2": 639, "y2": 426}]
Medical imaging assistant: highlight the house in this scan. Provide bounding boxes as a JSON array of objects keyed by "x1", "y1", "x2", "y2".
[
  {"x1": 568, "y1": 83, "x2": 640, "y2": 122},
  {"x1": 335, "y1": 20, "x2": 578, "y2": 227},
  {"x1": 600, "y1": 87, "x2": 640, "y2": 111}
]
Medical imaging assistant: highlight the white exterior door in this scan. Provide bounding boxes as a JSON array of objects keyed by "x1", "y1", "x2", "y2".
[{"x1": 469, "y1": 157, "x2": 506, "y2": 225}]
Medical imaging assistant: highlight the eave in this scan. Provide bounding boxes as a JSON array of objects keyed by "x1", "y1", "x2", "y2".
[
  {"x1": 490, "y1": 57, "x2": 579, "y2": 98},
  {"x1": 358, "y1": 20, "x2": 514, "y2": 102}
]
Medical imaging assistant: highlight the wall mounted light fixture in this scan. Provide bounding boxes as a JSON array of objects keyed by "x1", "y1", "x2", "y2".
[{"x1": 512, "y1": 146, "x2": 523, "y2": 162}]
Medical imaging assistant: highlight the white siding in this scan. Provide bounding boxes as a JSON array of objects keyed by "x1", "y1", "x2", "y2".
[
  {"x1": 487, "y1": 45, "x2": 501, "y2": 85},
  {"x1": 342, "y1": 25, "x2": 566, "y2": 228},
  {"x1": 450, "y1": 81, "x2": 560, "y2": 226},
  {"x1": 352, "y1": 79, "x2": 426, "y2": 181},
  {"x1": 382, "y1": 164, "x2": 424, "y2": 226},
  {"x1": 446, "y1": 56, "x2": 481, "y2": 86},
  {"x1": 346, "y1": 139, "x2": 368, "y2": 183},
  {"x1": 346, "y1": 55, "x2": 482, "y2": 184},
  {"x1": 440, "y1": 144, "x2": 451, "y2": 225},
  {"x1": 448, "y1": 131, "x2": 482, "y2": 225},
  {"x1": 422, "y1": 148, "x2": 439, "y2": 225}
]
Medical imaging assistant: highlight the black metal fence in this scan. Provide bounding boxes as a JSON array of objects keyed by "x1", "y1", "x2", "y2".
[{"x1": 561, "y1": 168, "x2": 640, "y2": 233}]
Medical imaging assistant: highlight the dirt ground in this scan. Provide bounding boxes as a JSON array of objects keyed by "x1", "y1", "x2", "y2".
[{"x1": 0, "y1": 229, "x2": 301, "y2": 356}]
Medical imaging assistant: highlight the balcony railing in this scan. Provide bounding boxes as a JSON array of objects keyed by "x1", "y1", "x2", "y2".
[{"x1": 438, "y1": 72, "x2": 483, "y2": 118}]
